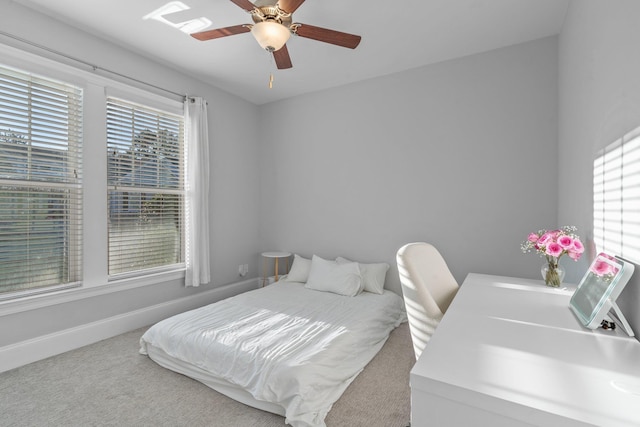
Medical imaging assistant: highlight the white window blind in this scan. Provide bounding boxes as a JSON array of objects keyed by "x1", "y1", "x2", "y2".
[
  {"x1": 0, "y1": 64, "x2": 83, "y2": 296},
  {"x1": 594, "y1": 126, "x2": 640, "y2": 263},
  {"x1": 107, "y1": 97, "x2": 184, "y2": 276}
]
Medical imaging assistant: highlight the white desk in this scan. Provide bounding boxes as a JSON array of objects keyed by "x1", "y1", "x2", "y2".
[{"x1": 410, "y1": 273, "x2": 640, "y2": 427}]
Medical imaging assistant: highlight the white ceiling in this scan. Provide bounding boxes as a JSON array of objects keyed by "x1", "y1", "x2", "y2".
[{"x1": 16, "y1": 0, "x2": 569, "y2": 105}]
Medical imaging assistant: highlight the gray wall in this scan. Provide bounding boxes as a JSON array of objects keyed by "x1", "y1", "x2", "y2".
[
  {"x1": 559, "y1": 0, "x2": 640, "y2": 336},
  {"x1": 258, "y1": 37, "x2": 559, "y2": 294},
  {"x1": 12, "y1": 0, "x2": 640, "y2": 353},
  {"x1": 0, "y1": 2, "x2": 262, "y2": 346}
]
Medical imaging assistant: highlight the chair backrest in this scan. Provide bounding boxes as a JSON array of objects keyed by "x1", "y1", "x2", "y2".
[{"x1": 396, "y1": 242, "x2": 459, "y2": 360}]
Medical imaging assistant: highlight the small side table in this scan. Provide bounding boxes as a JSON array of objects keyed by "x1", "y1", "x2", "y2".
[{"x1": 261, "y1": 251, "x2": 291, "y2": 286}]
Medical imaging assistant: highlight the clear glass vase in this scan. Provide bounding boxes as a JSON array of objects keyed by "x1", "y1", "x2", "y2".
[{"x1": 541, "y1": 261, "x2": 565, "y2": 287}]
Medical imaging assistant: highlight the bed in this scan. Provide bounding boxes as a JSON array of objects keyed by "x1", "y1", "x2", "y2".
[{"x1": 139, "y1": 254, "x2": 406, "y2": 427}]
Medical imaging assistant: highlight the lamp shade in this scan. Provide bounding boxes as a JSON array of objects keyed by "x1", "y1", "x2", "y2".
[{"x1": 251, "y1": 21, "x2": 291, "y2": 52}]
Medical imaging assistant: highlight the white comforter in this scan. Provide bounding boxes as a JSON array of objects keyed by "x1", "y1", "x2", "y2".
[{"x1": 139, "y1": 281, "x2": 406, "y2": 427}]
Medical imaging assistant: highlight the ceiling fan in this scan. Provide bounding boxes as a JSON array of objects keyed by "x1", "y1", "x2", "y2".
[{"x1": 190, "y1": 0, "x2": 361, "y2": 70}]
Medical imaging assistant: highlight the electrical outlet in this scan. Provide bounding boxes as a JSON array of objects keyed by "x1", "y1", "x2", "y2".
[{"x1": 238, "y1": 264, "x2": 249, "y2": 277}]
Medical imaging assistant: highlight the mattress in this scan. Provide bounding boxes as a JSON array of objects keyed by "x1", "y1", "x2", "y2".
[{"x1": 139, "y1": 281, "x2": 406, "y2": 427}]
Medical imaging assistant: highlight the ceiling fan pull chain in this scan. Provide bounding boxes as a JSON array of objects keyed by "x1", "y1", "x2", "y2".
[{"x1": 267, "y1": 50, "x2": 275, "y2": 88}]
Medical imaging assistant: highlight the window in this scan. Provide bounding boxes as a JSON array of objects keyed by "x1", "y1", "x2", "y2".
[
  {"x1": 0, "y1": 64, "x2": 83, "y2": 296},
  {"x1": 593, "y1": 125, "x2": 640, "y2": 263},
  {"x1": 0, "y1": 45, "x2": 188, "y2": 302},
  {"x1": 107, "y1": 97, "x2": 184, "y2": 277}
]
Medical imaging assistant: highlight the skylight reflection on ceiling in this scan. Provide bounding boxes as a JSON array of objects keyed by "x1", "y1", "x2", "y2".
[{"x1": 143, "y1": 1, "x2": 211, "y2": 34}]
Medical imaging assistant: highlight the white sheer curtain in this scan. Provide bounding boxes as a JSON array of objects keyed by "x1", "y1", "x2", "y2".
[{"x1": 185, "y1": 97, "x2": 211, "y2": 287}]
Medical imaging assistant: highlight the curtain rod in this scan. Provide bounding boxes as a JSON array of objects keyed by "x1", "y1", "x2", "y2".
[{"x1": 0, "y1": 30, "x2": 186, "y2": 100}]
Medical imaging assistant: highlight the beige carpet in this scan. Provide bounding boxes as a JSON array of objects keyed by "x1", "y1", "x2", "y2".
[{"x1": 0, "y1": 322, "x2": 413, "y2": 427}]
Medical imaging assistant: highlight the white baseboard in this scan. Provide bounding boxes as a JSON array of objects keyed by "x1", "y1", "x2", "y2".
[{"x1": 0, "y1": 278, "x2": 257, "y2": 374}]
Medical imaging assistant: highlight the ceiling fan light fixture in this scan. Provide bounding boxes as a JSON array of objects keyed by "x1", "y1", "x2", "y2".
[{"x1": 251, "y1": 21, "x2": 291, "y2": 52}]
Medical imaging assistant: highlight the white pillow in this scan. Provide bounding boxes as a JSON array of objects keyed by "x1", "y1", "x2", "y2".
[
  {"x1": 283, "y1": 254, "x2": 312, "y2": 283},
  {"x1": 305, "y1": 255, "x2": 362, "y2": 297},
  {"x1": 336, "y1": 256, "x2": 389, "y2": 294}
]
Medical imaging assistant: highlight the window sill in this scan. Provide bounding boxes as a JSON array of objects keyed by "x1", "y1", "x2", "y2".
[{"x1": 0, "y1": 269, "x2": 185, "y2": 317}]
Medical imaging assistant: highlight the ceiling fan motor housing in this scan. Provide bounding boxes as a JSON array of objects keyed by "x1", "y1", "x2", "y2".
[{"x1": 251, "y1": 5, "x2": 293, "y2": 27}]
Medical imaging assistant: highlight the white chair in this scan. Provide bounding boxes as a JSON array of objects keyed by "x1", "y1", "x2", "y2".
[{"x1": 396, "y1": 242, "x2": 459, "y2": 360}]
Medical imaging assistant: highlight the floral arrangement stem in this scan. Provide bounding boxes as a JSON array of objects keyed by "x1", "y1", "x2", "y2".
[{"x1": 544, "y1": 261, "x2": 562, "y2": 287}]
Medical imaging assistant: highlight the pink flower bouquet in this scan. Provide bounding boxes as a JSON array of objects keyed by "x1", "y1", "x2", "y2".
[{"x1": 521, "y1": 226, "x2": 584, "y2": 286}]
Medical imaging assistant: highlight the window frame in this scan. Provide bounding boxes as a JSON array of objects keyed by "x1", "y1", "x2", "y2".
[
  {"x1": 105, "y1": 94, "x2": 186, "y2": 280},
  {"x1": 0, "y1": 61, "x2": 84, "y2": 299},
  {"x1": 0, "y1": 42, "x2": 186, "y2": 309}
]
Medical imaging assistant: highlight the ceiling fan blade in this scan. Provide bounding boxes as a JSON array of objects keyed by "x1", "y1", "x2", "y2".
[
  {"x1": 191, "y1": 24, "x2": 250, "y2": 41},
  {"x1": 294, "y1": 23, "x2": 361, "y2": 49},
  {"x1": 277, "y1": 0, "x2": 305, "y2": 14},
  {"x1": 230, "y1": 0, "x2": 256, "y2": 12},
  {"x1": 273, "y1": 44, "x2": 293, "y2": 69}
]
